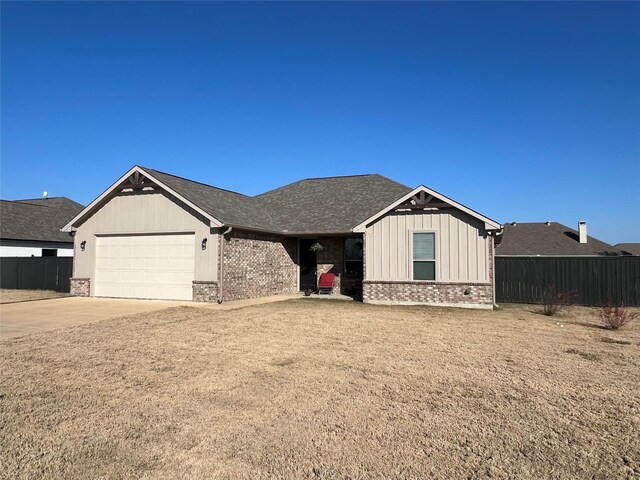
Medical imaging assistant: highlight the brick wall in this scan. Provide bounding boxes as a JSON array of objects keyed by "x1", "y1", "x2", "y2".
[
  {"x1": 315, "y1": 237, "x2": 344, "y2": 294},
  {"x1": 192, "y1": 281, "x2": 218, "y2": 302},
  {"x1": 70, "y1": 278, "x2": 90, "y2": 297},
  {"x1": 363, "y1": 280, "x2": 493, "y2": 308},
  {"x1": 221, "y1": 230, "x2": 297, "y2": 301}
]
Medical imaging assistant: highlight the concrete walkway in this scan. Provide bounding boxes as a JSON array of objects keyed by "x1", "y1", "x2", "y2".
[{"x1": 0, "y1": 294, "x2": 298, "y2": 340}]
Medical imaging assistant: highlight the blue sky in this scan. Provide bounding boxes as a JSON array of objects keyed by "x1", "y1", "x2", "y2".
[{"x1": 2, "y1": 1, "x2": 639, "y2": 243}]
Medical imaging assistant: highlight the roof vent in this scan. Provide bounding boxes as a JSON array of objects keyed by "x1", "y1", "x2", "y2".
[
  {"x1": 43, "y1": 191, "x2": 48, "y2": 198},
  {"x1": 545, "y1": 221, "x2": 551, "y2": 226},
  {"x1": 511, "y1": 222, "x2": 517, "y2": 226},
  {"x1": 579, "y1": 221, "x2": 587, "y2": 244}
]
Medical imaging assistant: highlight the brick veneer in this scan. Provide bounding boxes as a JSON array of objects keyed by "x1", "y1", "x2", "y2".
[
  {"x1": 70, "y1": 278, "x2": 90, "y2": 297},
  {"x1": 363, "y1": 280, "x2": 493, "y2": 308},
  {"x1": 192, "y1": 281, "x2": 218, "y2": 302},
  {"x1": 221, "y1": 230, "x2": 297, "y2": 301},
  {"x1": 315, "y1": 237, "x2": 344, "y2": 294}
]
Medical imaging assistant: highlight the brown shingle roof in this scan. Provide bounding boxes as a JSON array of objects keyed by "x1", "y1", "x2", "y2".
[
  {"x1": 615, "y1": 243, "x2": 640, "y2": 256},
  {"x1": 496, "y1": 222, "x2": 625, "y2": 256},
  {"x1": 141, "y1": 168, "x2": 279, "y2": 232},
  {"x1": 1, "y1": 197, "x2": 84, "y2": 243},
  {"x1": 142, "y1": 167, "x2": 411, "y2": 234},
  {"x1": 255, "y1": 174, "x2": 412, "y2": 233}
]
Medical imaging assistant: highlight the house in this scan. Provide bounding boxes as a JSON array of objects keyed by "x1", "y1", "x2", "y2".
[
  {"x1": 1, "y1": 197, "x2": 84, "y2": 257},
  {"x1": 615, "y1": 243, "x2": 640, "y2": 256},
  {"x1": 62, "y1": 166, "x2": 503, "y2": 308},
  {"x1": 495, "y1": 221, "x2": 627, "y2": 257}
]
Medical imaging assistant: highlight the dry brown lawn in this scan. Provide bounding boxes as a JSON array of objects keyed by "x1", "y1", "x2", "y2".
[
  {"x1": 1, "y1": 300, "x2": 639, "y2": 479},
  {"x1": 0, "y1": 289, "x2": 69, "y2": 304}
]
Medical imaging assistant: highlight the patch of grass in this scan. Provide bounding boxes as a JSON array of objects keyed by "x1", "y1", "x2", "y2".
[{"x1": 1, "y1": 301, "x2": 639, "y2": 479}]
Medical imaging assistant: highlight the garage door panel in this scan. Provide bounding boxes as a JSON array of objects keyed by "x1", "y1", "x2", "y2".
[{"x1": 95, "y1": 234, "x2": 194, "y2": 301}]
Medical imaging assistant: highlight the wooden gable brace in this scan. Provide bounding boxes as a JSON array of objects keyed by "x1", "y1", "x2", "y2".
[
  {"x1": 396, "y1": 190, "x2": 452, "y2": 211},
  {"x1": 352, "y1": 185, "x2": 502, "y2": 233},
  {"x1": 121, "y1": 171, "x2": 158, "y2": 191}
]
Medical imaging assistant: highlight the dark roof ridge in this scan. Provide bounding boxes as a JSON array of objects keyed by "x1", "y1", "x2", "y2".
[
  {"x1": 255, "y1": 173, "x2": 411, "y2": 199},
  {"x1": 283, "y1": 173, "x2": 410, "y2": 187},
  {"x1": 2, "y1": 197, "x2": 69, "y2": 203},
  {"x1": 255, "y1": 174, "x2": 378, "y2": 197},
  {"x1": 507, "y1": 221, "x2": 562, "y2": 224},
  {"x1": 1, "y1": 199, "x2": 49, "y2": 207},
  {"x1": 139, "y1": 165, "x2": 250, "y2": 198},
  {"x1": 369, "y1": 173, "x2": 413, "y2": 190},
  {"x1": 297, "y1": 173, "x2": 379, "y2": 181}
]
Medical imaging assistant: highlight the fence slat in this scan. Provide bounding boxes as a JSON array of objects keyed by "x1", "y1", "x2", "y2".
[
  {"x1": 0, "y1": 257, "x2": 73, "y2": 293},
  {"x1": 496, "y1": 256, "x2": 640, "y2": 306}
]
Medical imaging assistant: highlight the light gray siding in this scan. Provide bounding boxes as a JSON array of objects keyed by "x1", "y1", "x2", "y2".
[
  {"x1": 365, "y1": 210, "x2": 490, "y2": 282},
  {"x1": 73, "y1": 191, "x2": 218, "y2": 292}
]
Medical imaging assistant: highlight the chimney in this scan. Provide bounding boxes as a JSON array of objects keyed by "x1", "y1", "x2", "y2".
[{"x1": 579, "y1": 221, "x2": 587, "y2": 244}]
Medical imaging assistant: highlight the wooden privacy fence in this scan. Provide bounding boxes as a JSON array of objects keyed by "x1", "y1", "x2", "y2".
[
  {"x1": 495, "y1": 256, "x2": 640, "y2": 307},
  {"x1": 0, "y1": 257, "x2": 73, "y2": 293}
]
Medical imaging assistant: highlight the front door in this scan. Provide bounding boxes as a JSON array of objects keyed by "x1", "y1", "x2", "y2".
[{"x1": 299, "y1": 238, "x2": 317, "y2": 291}]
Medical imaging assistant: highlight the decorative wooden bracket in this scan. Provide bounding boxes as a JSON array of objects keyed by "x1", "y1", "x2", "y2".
[
  {"x1": 396, "y1": 191, "x2": 451, "y2": 211},
  {"x1": 121, "y1": 171, "x2": 158, "y2": 191}
]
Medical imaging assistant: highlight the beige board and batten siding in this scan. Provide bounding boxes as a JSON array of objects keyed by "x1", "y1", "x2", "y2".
[
  {"x1": 73, "y1": 190, "x2": 218, "y2": 295},
  {"x1": 365, "y1": 209, "x2": 490, "y2": 282}
]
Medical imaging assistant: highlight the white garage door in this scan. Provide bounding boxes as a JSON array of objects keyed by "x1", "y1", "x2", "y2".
[{"x1": 95, "y1": 234, "x2": 195, "y2": 301}]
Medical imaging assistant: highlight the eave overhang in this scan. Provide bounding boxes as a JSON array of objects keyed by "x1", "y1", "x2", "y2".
[
  {"x1": 351, "y1": 185, "x2": 503, "y2": 233},
  {"x1": 61, "y1": 166, "x2": 223, "y2": 232}
]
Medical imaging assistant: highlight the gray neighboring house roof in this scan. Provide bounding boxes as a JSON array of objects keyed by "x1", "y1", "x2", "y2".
[
  {"x1": 1, "y1": 197, "x2": 84, "y2": 244},
  {"x1": 615, "y1": 243, "x2": 640, "y2": 256},
  {"x1": 142, "y1": 167, "x2": 412, "y2": 234},
  {"x1": 496, "y1": 222, "x2": 626, "y2": 256}
]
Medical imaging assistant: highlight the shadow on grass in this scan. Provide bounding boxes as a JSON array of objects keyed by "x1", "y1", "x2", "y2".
[
  {"x1": 601, "y1": 337, "x2": 632, "y2": 345},
  {"x1": 569, "y1": 321, "x2": 609, "y2": 331}
]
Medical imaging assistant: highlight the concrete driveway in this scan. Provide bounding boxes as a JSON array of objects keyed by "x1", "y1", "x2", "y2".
[
  {"x1": 0, "y1": 297, "x2": 189, "y2": 340},
  {"x1": 0, "y1": 294, "x2": 300, "y2": 340}
]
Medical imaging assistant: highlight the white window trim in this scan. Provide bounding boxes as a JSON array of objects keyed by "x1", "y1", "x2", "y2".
[{"x1": 410, "y1": 229, "x2": 438, "y2": 281}]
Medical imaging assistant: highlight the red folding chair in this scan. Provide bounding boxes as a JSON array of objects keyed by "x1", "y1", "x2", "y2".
[{"x1": 318, "y1": 273, "x2": 335, "y2": 295}]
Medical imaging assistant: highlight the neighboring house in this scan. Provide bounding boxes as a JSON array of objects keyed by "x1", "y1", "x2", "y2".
[
  {"x1": 62, "y1": 166, "x2": 503, "y2": 308},
  {"x1": 495, "y1": 221, "x2": 627, "y2": 257},
  {"x1": 1, "y1": 197, "x2": 84, "y2": 257},
  {"x1": 615, "y1": 243, "x2": 640, "y2": 256},
  {"x1": 493, "y1": 221, "x2": 637, "y2": 306}
]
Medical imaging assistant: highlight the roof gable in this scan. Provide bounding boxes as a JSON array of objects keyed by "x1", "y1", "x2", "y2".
[
  {"x1": 62, "y1": 166, "x2": 224, "y2": 232},
  {"x1": 352, "y1": 185, "x2": 502, "y2": 233}
]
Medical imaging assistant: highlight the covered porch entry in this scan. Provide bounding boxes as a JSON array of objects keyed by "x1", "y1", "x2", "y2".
[{"x1": 297, "y1": 236, "x2": 363, "y2": 296}]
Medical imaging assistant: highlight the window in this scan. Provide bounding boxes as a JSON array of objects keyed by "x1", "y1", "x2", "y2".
[
  {"x1": 344, "y1": 238, "x2": 363, "y2": 277},
  {"x1": 413, "y1": 232, "x2": 435, "y2": 280}
]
